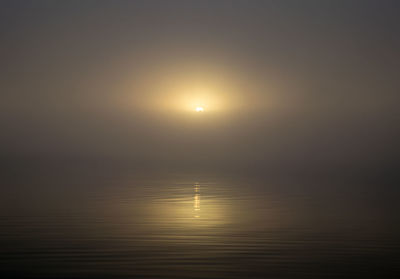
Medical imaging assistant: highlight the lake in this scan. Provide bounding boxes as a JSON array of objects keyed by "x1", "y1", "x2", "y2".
[{"x1": 1, "y1": 169, "x2": 399, "y2": 278}]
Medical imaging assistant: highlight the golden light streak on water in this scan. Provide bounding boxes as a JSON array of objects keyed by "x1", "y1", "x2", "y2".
[{"x1": 194, "y1": 183, "x2": 201, "y2": 218}]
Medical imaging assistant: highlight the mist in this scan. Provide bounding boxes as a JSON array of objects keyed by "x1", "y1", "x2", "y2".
[{"x1": 1, "y1": 0, "x2": 399, "y2": 177}]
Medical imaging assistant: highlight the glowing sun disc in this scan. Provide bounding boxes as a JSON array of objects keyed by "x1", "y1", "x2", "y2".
[{"x1": 195, "y1": 106, "x2": 204, "y2": 112}]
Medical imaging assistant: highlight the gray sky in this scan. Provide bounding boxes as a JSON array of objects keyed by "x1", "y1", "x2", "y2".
[{"x1": 1, "y1": 0, "x2": 399, "y2": 173}]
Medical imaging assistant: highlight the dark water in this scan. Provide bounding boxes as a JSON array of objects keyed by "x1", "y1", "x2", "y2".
[{"x1": 1, "y1": 170, "x2": 399, "y2": 278}]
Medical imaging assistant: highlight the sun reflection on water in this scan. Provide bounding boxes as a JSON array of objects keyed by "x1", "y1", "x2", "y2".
[
  {"x1": 142, "y1": 182, "x2": 232, "y2": 228},
  {"x1": 194, "y1": 183, "x2": 201, "y2": 218}
]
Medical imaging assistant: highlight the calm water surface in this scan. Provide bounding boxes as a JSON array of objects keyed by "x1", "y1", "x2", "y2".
[{"x1": 1, "y1": 170, "x2": 399, "y2": 278}]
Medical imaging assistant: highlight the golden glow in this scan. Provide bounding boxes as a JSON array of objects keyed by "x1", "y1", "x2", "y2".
[
  {"x1": 118, "y1": 55, "x2": 281, "y2": 116},
  {"x1": 174, "y1": 86, "x2": 221, "y2": 113},
  {"x1": 124, "y1": 66, "x2": 234, "y2": 114}
]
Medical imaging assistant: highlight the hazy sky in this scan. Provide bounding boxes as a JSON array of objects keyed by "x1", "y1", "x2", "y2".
[{"x1": 1, "y1": 0, "x2": 399, "y2": 173}]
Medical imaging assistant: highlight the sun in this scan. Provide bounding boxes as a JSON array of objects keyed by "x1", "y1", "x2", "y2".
[{"x1": 195, "y1": 106, "x2": 204, "y2": 112}]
